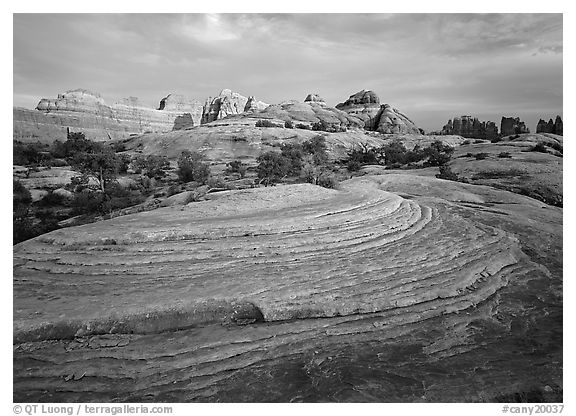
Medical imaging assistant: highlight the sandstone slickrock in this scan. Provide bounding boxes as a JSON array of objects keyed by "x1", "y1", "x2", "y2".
[
  {"x1": 441, "y1": 116, "x2": 498, "y2": 139},
  {"x1": 500, "y1": 117, "x2": 530, "y2": 136},
  {"x1": 13, "y1": 174, "x2": 561, "y2": 402},
  {"x1": 336, "y1": 90, "x2": 421, "y2": 134},
  {"x1": 448, "y1": 134, "x2": 563, "y2": 207}
]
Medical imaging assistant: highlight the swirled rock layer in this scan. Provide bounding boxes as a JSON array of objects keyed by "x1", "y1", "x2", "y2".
[{"x1": 13, "y1": 176, "x2": 562, "y2": 402}]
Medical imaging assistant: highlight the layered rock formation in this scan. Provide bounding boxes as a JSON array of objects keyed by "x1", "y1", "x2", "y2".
[
  {"x1": 202, "y1": 89, "x2": 268, "y2": 124},
  {"x1": 441, "y1": 116, "x2": 498, "y2": 139},
  {"x1": 13, "y1": 175, "x2": 562, "y2": 402},
  {"x1": 536, "y1": 116, "x2": 563, "y2": 135},
  {"x1": 336, "y1": 90, "x2": 421, "y2": 134},
  {"x1": 14, "y1": 89, "x2": 266, "y2": 142},
  {"x1": 15, "y1": 89, "x2": 204, "y2": 142},
  {"x1": 501, "y1": 117, "x2": 530, "y2": 136}
]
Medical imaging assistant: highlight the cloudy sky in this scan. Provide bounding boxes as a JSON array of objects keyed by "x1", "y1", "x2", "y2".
[{"x1": 13, "y1": 13, "x2": 563, "y2": 132}]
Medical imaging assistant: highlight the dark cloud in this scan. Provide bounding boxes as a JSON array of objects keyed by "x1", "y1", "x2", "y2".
[{"x1": 13, "y1": 13, "x2": 563, "y2": 131}]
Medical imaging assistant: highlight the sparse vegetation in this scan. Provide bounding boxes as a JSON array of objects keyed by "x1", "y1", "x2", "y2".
[
  {"x1": 256, "y1": 151, "x2": 290, "y2": 186},
  {"x1": 177, "y1": 151, "x2": 210, "y2": 184},
  {"x1": 256, "y1": 135, "x2": 337, "y2": 188},
  {"x1": 225, "y1": 160, "x2": 247, "y2": 178},
  {"x1": 284, "y1": 120, "x2": 294, "y2": 129},
  {"x1": 436, "y1": 165, "x2": 465, "y2": 182},
  {"x1": 343, "y1": 140, "x2": 453, "y2": 171},
  {"x1": 498, "y1": 152, "x2": 512, "y2": 158},
  {"x1": 255, "y1": 119, "x2": 280, "y2": 128},
  {"x1": 132, "y1": 155, "x2": 170, "y2": 179},
  {"x1": 474, "y1": 153, "x2": 489, "y2": 160},
  {"x1": 531, "y1": 142, "x2": 548, "y2": 153}
]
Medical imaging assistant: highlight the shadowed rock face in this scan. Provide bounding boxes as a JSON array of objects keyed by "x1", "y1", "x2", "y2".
[
  {"x1": 536, "y1": 116, "x2": 563, "y2": 136},
  {"x1": 501, "y1": 117, "x2": 530, "y2": 136},
  {"x1": 13, "y1": 175, "x2": 561, "y2": 402},
  {"x1": 441, "y1": 116, "x2": 498, "y2": 139}
]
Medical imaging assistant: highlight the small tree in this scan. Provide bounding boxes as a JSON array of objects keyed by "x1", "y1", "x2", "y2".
[
  {"x1": 256, "y1": 151, "x2": 290, "y2": 186},
  {"x1": 133, "y1": 155, "x2": 170, "y2": 179},
  {"x1": 225, "y1": 160, "x2": 247, "y2": 178},
  {"x1": 69, "y1": 146, "x2": 122, "y2": 193},
  {"x1": 177, "y1": 150, "x2": 210, "y2": 184},
  {"x1": 424, "y1": 140, "x2": 454, "y2": 166}
]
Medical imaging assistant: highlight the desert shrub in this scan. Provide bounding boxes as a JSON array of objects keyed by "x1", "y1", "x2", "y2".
[
  {"x1": 13, "y1": 141, "x2": 54, "y2": 166},
  {"x1": 38, "y1": 191, "x2": 66, "y2": 207},
  {"x1": 549, "y1": 141, "x2": 563, "y2": 153},
  {"x1": 346, "y1": 144, "x2": 382, "y2": 170},
  {"x1": 284, "y1": 120, "x2": 294, "y2": 129},
  {"x1": 311, "y1": 120, "x2": 339, "y2": 133},
  {"x1": 117, "y1": 154, "x2": 131, "y2": 174},
  {"x1": 498, "y1": 152, "x2": 512, "y2": 158},
  {"x1": 71, "y1": 184, "x2": 145, "y2": 216},
  {"x1": 474, "y1": 153, "x2": 489, "y2": 160},
  {"x1": 382, "y1": 140, "x2": 409, "y2": 165},
  {"x1": 177, "y1": 151, "x2": 210, "y2": 184},
  {"x1": 255, "y1": 119, "x2": 279, "y2": 128},
  {"x1": 317, "y1": 173, "x2": 339, "y2": 189},
  {"x1": 346, "y1": 159, "x2": 363, "y2": 172},
  {"x1": 436, "y1": 165, "x2": 460, "y2": 181},
  {"x1": 531, "y1": 142, "x2": 548, "y2": 153},
  {"x1": 13, "y1": 180, "x2": 32, "y2": 207},
  {"x1": 68, "y1": 146, "x2": 123, "y2": 193},
  {"x1": 280, "y1": 143, "x2": 305, "y2": 175},
  {"x1": 424, "y1": 141, "x2": 454, "y2": 166},
  {"x1": 132, "y1": 155, "x2": 170, "y2": 179},
  {"x1": 302, "y1": 135, "x2": 329, "y2": 164},
  {"x1": 225, "y1": 160, "x2": 248, "y2": 178},
  {"x1": 465, "y1": 152, "x2": 475, "y2": 158},
  {"x1": 13, "y1": 181, "x2": 33, "y2": 243},
  {"x1": 295, "y1": 123, "x2": 311, "y2": 130},
  {"x1": 111, "y1": 141, "x2": 126, "y2": 153},
  {"x1": 256, "y1": 151, "x2": 290, "y2": 186},
  {"x1": 71, "y1": 191, "x2": 105, "y2": 215}
]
